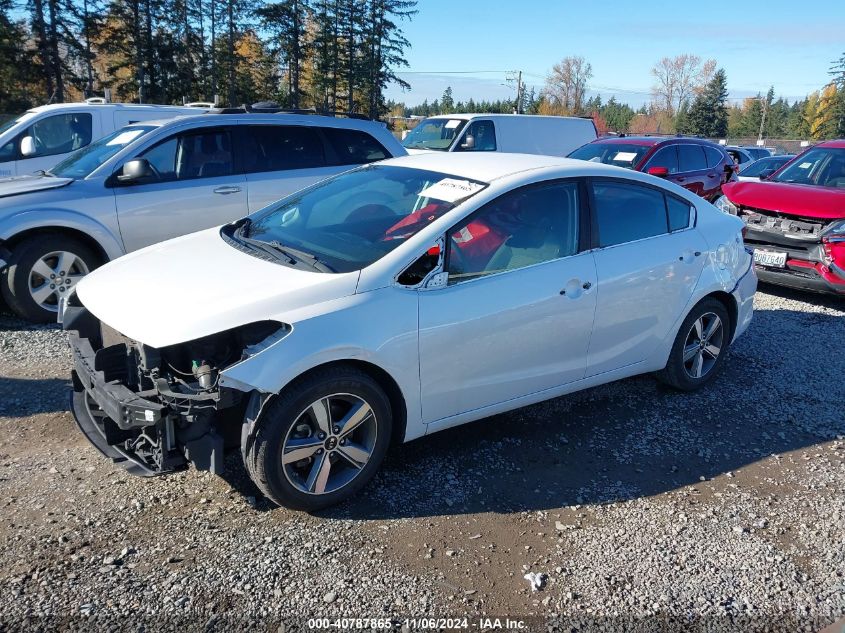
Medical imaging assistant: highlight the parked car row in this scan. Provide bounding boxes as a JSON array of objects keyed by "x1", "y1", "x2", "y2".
[
  {"x1": 61, "y1": 152, "x2": 755, "y2": 510},
  {"x1": 0, "y1": 110, "x2": 405, "y2": 321},
  {"x1": 715, "y1": 140, "x2": 845, "y2": 295},
  {"x1": 2, "y1": 101, "x2": 837, "y2": 510}
]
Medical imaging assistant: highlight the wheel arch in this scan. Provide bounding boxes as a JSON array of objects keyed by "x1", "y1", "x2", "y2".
[
  {"x1": 2, "y1": 225, "x2": 111, "y2": 265},
  {"x1": 269, "y1": 359, "x2": 408, "y2": 446},
  {"x1": 702, "y1": 290, "x2": 738, "y2": 342}
]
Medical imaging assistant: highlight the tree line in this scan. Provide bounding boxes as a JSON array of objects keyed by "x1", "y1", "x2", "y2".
[
  {"x1": 0, "y1": 0, "x2": 416, "y2": 118},
  {"x1": 391, "y1": 52, "x2": 845, "y2": 141}
]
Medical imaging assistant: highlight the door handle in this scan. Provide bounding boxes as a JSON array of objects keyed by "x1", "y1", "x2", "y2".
[{"x1": 213, "y1": 185, "x2": 241, "y2": 195}]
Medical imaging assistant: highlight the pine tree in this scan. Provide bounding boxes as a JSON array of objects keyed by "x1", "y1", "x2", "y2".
[
  {"x1": 258, "y1": 0, "x2": 310, "y2": 108},
  {"x1": 361, "y1": 0, "x2": 416, "y2": 119},
  {"x1": 687, "y1": 68, "x2": 728, "y2": 138}
]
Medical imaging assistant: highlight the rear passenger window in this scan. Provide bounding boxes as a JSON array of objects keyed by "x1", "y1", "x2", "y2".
[
  {"x1": 592, "y1": 181, "x2": 668, "y2": 247},
  {"x1": 678, "y1": 145, "x2": 707, "y2": 172},
  {"x1": 703, "y1": 146, "x2": 725, "y2": 168},
  {"x1": 245, "y1": 126, "x2": 325, "y2": 173},
  {"x1": 644, "y1": 146, "x2": 679, "y2": 174},
  {"x1": 323, "y1": 128, "x2": 389, "y2": 165},
  {"x1": 667, "y1": 196, "x2": 693, "y2": 231}
]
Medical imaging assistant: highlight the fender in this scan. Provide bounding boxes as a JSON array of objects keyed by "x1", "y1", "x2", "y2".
[
  {"x1": 643, "y1": 228, "x2": 752, "y2": 372},
  {"x1": 0, "y1": 208, "x2": 125, "y2": 261},
  {"x1": 219, "y1": 287, "x2": 425, "y2": 442}
]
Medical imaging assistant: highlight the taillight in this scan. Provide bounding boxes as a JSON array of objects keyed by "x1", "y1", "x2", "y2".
[{"x1": 741, "y1": 225, "x2": 748, "y2": 240}]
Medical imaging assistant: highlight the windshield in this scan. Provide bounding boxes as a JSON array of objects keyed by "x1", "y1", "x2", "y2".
[
  {"x1": 402, "y1": 118, "x2": 467, "y2": 151},
  {"x1": 49, "y1": 126, "x2": 156, "y2": 179},
  {"x1": 0, "y1": 116, "x2": 23, "y2": 137},
  {"x1": 568, "y1": 142, "x2": 651, "y2": 169},
  {"x1": 769, "y1": 148, "x2": 845, "y2": 188},
  {"x1": 229, "y1": 164, "x2": 488, "y2": 273},
  {"x1": 738, "y1": 156, "x2": 791, "y2": 178},
  {"x1": 0, "y1": 111, "x2": 37, "y2": 138}
]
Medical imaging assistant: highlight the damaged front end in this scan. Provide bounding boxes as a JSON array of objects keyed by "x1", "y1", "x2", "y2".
[{"x1": 62, "y1": 298, "x2": 286, "y2": 477}]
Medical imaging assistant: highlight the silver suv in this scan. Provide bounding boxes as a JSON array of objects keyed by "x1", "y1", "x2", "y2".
[{"x1": 0, "y1": 112, "x2": 405, "y2": 321}]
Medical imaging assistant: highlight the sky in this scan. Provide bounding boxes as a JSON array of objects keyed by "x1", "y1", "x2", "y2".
[{"x1": 384, "y1": 0, "x2": 845, "y2": 108}]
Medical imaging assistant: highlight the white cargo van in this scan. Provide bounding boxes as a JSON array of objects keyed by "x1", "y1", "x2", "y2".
[
  {"x1": 0, "y1": 101, "x2": 208, "y2": 177},
  {"x1": 401, "y1": 114, "x2": 597, "y2": 157}
]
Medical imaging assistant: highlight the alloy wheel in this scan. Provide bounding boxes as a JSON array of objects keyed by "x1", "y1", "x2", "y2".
[
  {"x1": 682, "y1": 312, "x2": 724, "y2": 379},
  {"x1": 281, "y1": 393, "x2": 378, "y2": 495},
  {"x1": 27, "y1": 250, "x2": 89, "y2": 313}
]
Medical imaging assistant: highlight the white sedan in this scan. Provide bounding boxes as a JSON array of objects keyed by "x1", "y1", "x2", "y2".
[{"x1": 62, "y1": 153, "x2": 756, "y2": 511}]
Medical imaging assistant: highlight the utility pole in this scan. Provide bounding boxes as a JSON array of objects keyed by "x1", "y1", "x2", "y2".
[
  {"x1": 757, "y1": 98, "x2": 768, "y2": 144},
  {"x1": 506, "y1": 70, "x2": 524, "y2": 114}
]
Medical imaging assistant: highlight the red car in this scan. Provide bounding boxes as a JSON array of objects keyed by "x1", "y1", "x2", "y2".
[
  {"x1": 715, "y1": 140, "x2": 845, "y2": 295},
  {"x1": 568, "y1": 135, "x2": 736, "y2": 200}
]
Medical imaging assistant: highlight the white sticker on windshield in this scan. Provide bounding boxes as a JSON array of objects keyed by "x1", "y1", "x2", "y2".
[
  {"x1": 798, "y1": 162, "x2": 812, "y2": 169},
  {"x1": 420, "y1": 178, "x2": 484, "y2": 203},
  {"x1": 445, "y1": 120, "x2": 461, "y2": 129},
  {"x1": 613, "y1": 151, "x2": 638, "y2": 162},
  {"x1": 107, "y1": 130, "x2": 144, "y2": 146}
]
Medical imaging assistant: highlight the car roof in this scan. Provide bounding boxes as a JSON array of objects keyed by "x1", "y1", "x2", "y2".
[
  {"x1": 26, "y1": 102, "x2": 198, "y2": 114},
  {"x1": 422, "y1": 113, "x2": 587, "y2": 122},
  {"x1": 817, "y1": 140, "x2": 845, "y2": 149},
  {"x1": 147, "y1": 112, "x2": 389, "y2": 132},
  {"x1": 376, "y1": 152, "x2": 607, "y2": 182},
  {"x1": 591, "y1": 136, "x2": 716, "y2": 147}
]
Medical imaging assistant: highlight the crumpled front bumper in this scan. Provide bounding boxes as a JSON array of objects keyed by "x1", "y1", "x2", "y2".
[
  {"x1": 69, "y1": 331, "x2": 181, "y2": 476},
  {"x1": 66, "y1": 321, "x2": 237, "y2": 476}
]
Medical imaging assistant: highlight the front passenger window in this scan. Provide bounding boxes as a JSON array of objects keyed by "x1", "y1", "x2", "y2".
[
  {"x1": 456, "y1": 120, "x2": 496, "y2": 152},
  {"x1": 138, "y1": 130, "x2": 233, "y2": 182},
  {"x1": 446, "y1": 181, "x2": 579, "y2": 283},
  {"x1": 24, "y1": 113, "x2": 93, "y2": 158}
]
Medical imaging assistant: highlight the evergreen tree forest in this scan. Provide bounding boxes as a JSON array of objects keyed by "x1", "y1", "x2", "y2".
[{"x1": 0, "y1": 0, "x2": 417, "y2": 117}]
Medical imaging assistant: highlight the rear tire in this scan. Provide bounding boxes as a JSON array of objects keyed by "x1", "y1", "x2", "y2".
[
  {"x1": 1, "y1": 234, "x2": 100, "y2": 323},
  {"x1": 244, "y1": 366, "x2": 392, "y2": 511},
  {"x1": 657, "y1": 298, "x2": 731, "y2": 391}
]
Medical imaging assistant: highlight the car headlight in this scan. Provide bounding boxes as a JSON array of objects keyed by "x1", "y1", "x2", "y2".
[
  {"x1": 822, "y1": 219, "x2": 845, "y2": 243},
  {"x1": 714, "y1": 195, "x2": 738, "y2": 215}
]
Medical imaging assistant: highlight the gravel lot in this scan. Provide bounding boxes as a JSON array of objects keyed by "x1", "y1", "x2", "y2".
[{"x1": 0, "y1": 285, "x2": 843, "y2": 632}]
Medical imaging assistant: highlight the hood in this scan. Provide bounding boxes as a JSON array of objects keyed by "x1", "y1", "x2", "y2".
[
  {"x1": 722, "y1": 181, "x2": 845, "y2": 220},
  {"x1": 0, "y1": 174, "x2": 74, "y2": 198},
  {"x1": 75, "y1": 227, "x2": 360, "y2": 348}
]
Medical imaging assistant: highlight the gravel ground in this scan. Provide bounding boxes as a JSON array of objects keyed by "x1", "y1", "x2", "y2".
[{"x1": 0, "y1": 285, "x2": 843, "y2": 632}]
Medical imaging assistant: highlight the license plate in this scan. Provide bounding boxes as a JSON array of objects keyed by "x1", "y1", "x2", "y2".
[{"x1": 753, "y1": 249, "x2": 787, "y2": 268}]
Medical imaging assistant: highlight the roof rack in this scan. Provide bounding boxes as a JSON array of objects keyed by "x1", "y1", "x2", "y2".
[{"x1": 207, "y1": 103, "x2": 372, "y2": 120}]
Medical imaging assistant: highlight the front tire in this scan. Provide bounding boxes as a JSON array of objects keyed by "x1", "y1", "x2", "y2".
[
  {"x1": 657, "y1": 298, "x2": 731, "y2": 391},
  {"x1": 244, "y1": 366, "x2": 392, "y2": 511},
  {"x1": 1, "y1": 234, "x2": 99, "y2": 323}
]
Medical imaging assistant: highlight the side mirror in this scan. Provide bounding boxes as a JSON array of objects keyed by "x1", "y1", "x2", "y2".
[
  {"x1": 461, "y1": 134, "x2": 475, "y2": 150},
  {"x1": 19, "y1": 136, "x2": 36, "y2": 157},
  {"x1": 647, "y1": 166, "x2": 669, "y2": 177},
  {"x1": 117, "y1": 158, "x2": 153, "y2": 183},
  {"x1": 758, "y1": 168, "x2": 776, "y2": 181}
]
